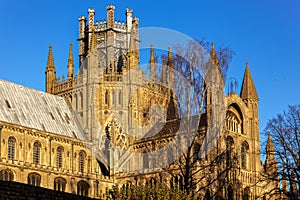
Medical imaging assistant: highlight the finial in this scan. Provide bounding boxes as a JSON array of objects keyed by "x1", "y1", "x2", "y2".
[
  {"x1": 68, "y1": 42, "x2": 74, "y2": 79},
  {"x1": 168, "y1": 46, "x2": 172, "y2": 56},
  {"x1": 68, "y1": 42, "x2": 73, "y2": 60},
  {"x1": 150, "y1": 44, "x2": 155, "y2": 63},
  {"x1": 167, "y1": 46, "x2": 174, "y2": 68},
  {"x1": 47, "y1": 44, "x2": 55, "y2": 68},
  {"x1": 210, "y1": 42, "x2": 216, "y2": 55}
]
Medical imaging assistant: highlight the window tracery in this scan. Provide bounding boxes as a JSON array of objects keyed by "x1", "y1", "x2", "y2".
[
  {"x1": 28, "y1": 173, "x2": 41, "y2": 186},
  {"x1": 241, "y1": 141, "x2": 249, "y2": 169},
  {"x1": 54, "y1": 177, "x2": 66, "y2": 192},
  {"x1": 78, "y1": 150, "x2": 86, "y2": 173},
  {"x1": 77, "y1": 180, "x2": 89, "y2": 196},
  {"x1": 8, "y1": 136, "x2": 16, "y2": 160},
  {"x1": 33, "y1": 141, "x2": 41, "y2": 164},
  {"x1": 0, "y1": 169, "x2": 14, "y2": 181},
  {"x1": 56, "y1": 146, "x2": 63, "y2": 168}
]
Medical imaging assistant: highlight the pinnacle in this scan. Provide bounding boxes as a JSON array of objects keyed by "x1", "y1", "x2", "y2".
[
  {"x1": 47, "y1": 44, "x2": 55, "y2": 68},
  {"x1": 167, "y1": 46, "x2": 174, "y2": 68},
  {"x1": 240, "y1": 62, "x2": 258, "y2": 100},
  {"x1": 68, "y1": 42, "x2": 74, "y2": 79},
  {"x1": 150, "y1": 44, "x2": 155, "y2": 63}
]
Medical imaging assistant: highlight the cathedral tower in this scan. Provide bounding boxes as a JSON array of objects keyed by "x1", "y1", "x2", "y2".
[{"x1": 240, "y1": 62, "x2": 260, "y2": 170}]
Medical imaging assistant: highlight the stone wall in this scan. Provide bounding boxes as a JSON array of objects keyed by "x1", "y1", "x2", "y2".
[{"x1": 0, "y1": 180, "x2": 98, "y2": 200}]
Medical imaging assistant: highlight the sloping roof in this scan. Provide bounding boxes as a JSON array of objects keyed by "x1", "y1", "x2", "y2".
[{"x1": 0, "y1": 80, "x2": 85, "y2": 140}]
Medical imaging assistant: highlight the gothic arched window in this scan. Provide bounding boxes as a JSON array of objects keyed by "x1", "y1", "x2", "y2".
[
  {"x1": 226, "y1": 136, "x2": 234, "y2": 167},
  {"x1": 167, "y1": 147, "x2": 174, "y2": 164},
  {"x1": 77, "y1": 180, "x2": 89, "y2": 196},
  {"x1": 8, "y1": 136, "x2": 16, "y2": 160},
  {"x1": 54, "y1": 177, "x2": 66, "y2": 192},
  {"x1": 149, "y1": 178, "x2": 157, "y2": 187},
  {"x1": 118, "y1": 91, "x2": 122, "y2": 105},
  {"x1": 225, "y1": 105, "x2": 243, "y2": 134},
  {"x1": 28, "y1": 173, "x2": 41, "y2": 186},
  {"x1": 78, "y1": 150, "x2": 85, "y2": 173},
  {"x1": 228, "y1": 185, "x2": 234, "y2": 200},
  {"x1": 243, "y1": 187, "x2": 250, "y2": 200},
  {"x1": 74, "y1": 93, "x2": 78, "y2": 111},
  {"x1": 112, "y1": 91, "x2": 115, "y2": 105},
  {"x1": 0, "y1": 169, "x2": 14, "y2": 181},
  {"x1": 143, "y1": 152, "x2": 149, "y2": 169},
  {"x1": 80, "y1": 92, "x2": 83, "y2": 110},
  {"x1": 105, "y1": 91, "x2": 109, "y2": 105},
  {"x1": 33, "y1": 141, "x2": 41, "y2": 164},
  {"x1": 56, "y1": 146, "x2": 63, "y2": 168},
  {"x1": 241, "y1": 141, "x2": 249, "y2": 169},
  {"x1": 193, "y1": 143, "x2": 201, "y2": 162},
  {"x1": 204, "y1": 189, "x2": 211, "y2": 200}
]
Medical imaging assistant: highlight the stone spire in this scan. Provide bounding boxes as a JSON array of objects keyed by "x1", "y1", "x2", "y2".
[
  {"x1": 210, "y1": 42, "x2": 220, "y2": 68},
  {"x1": 266, "y1": 132, "x2": 275, "y2": 156},
  {"x1": 167, "y1": 46, "x2": 175, "y2": 89},
  {"x1": 45, "y1": 45, "x2": 56, "y2": 93},
  {"x1": 149, "y1": 44, "x2": 156, "y2": 82},
  {"x1": 67, "y1": 42, "x2": 74, "y2": 79},
  {"x1": 240, "y1": 62, "x2": 258, "y2": 100},
  {"x1": 47, "y1": 45, "x2": 55, "y2": 69},
  {"x1": 208, "y1": 42, "x2": 223, "y2": 83},
  {"x1": 265, "y1": 132, "x2": 277, "y2": 174},
  {"x1": 167, "y1": 46, "x2": 174, "y2": 69}
]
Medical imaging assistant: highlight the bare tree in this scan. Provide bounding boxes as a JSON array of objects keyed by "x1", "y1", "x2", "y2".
[
  {"x1": 156, "y1": 38, "x2": 235, "y2": 199},
  {"x1": 263, "y1": 104, "x2": 300, "y2": 200}
]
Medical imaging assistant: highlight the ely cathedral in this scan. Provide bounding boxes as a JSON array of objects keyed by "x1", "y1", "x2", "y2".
[{"x1": 0, "y1": 5, "x2": 280, "y2": 200}]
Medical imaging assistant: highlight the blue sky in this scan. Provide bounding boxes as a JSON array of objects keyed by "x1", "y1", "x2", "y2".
[{"x1": 0, "y1": 0, "x2": 299, "y2": 139}]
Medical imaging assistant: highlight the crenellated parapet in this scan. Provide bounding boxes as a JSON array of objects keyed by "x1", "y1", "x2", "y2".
[{"x1": 78, "y1": 5, "x2": 139, "y2": 67}]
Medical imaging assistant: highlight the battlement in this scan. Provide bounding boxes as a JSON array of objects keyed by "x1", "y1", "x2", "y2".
[
  {"x1": 52, "y1": 77, "x2": 75, "y2": 95},
  {"x1": 81, "y1": 5, "x2": 135, "y2": 33}
]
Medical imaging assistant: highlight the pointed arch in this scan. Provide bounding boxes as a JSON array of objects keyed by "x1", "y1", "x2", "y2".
[
  {"x1": 118, "y1": 90, "x2": 122, "y2": 105},
  {"x1": 0, "y1": 169, "x2": 14, "y2": 181},
  {"x1": 226, "y1": 104, "x2": 243, "y2": 134},
  {"x1": 78, "y1": 150, "x2": 86, "y2": 173},
  {"x1": 228, "y1": 185, "x2": 234, "y2": 200},
  {"x1": 56, "y1": 146, "x2": 63, "y2": 168},
  {"x1": 105, "y1": 90, "x2": 109, "y2": 105},
  {"x1": 102, "y1": 115, "x2": 128, "y2": 150},
  {"x1": 54, "y1": 177, "x2": 66, "y2": 192},
  {"x1": 167, "y1": 147, "x2": 174, "y2": 164},
  {"x1": 226, "y1": 136, "x2": 234, "y2": 166},
  {"x1": 204, "y1": 189, "x2": 211, "y2": 200},
  {"x1": 80, "y1": 91, "x2": 83, "y2": 110},
  {"x1": 77, "y1": 180, "x2": 89, "y2": 196},
  {"x1": 33, "y1": 141, "x2": 41, "y2": 164},
  {"x1": 143, "y1": 151, "x2": 149, "y2": 169},
  {"x1": 241, "y1": 141, "x2": 249, "y2": 169},
  {"x1": 243, "y1": 187, "x2": 250, "y2": 200},
  {"x1": 28, "y1": 173, "x2": 41, "y2": 186},
  {"x1": 8, "y1": 136, "x2": 16, "y2": 160},
  {"x1": 74, "y1": 93, "x2": 78, "y2": 111}
]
